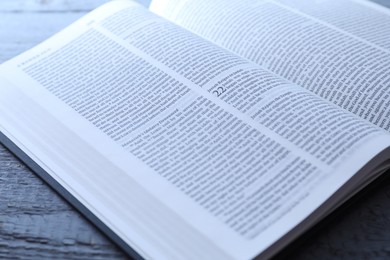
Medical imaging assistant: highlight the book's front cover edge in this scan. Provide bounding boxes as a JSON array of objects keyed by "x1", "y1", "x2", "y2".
[
  {"x1": 271, "y1": 168, "x2": 390, "y2": 259},
  {"x1": 3, "y1": 128, "x2": 390, "y2": 260},
  {"x1": 0, "y1": 131, "x2": 144, "y2": 260}
]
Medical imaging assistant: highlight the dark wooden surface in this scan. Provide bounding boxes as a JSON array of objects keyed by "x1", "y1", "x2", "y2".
[{"x1": 1, "y1": 0, "x2": 390, "y2": 259}]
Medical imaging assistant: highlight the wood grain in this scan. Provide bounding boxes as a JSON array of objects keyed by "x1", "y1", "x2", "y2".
[
  {"x1": 0, "y1": 1, "x2": 132, "y2": 258},
  {"x1": 372, "y1": 0, "x2": 390, "y2": 7},
  {"x1": 0, "y1": 0, "x2": 149, "y2": 12},
  {"x1": 0, "y1": 0, "x2": 390, "y2": 259},
  {"x1": 0, "y1": 13, "x2": 84, "y2": 62},
  {"x1": 0, "y1": 145, "x2": 127, "y2": 259}
]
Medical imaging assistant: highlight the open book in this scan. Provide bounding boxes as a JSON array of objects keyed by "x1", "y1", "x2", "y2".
[{"x1": 1, "y1": 0, "x2": 390, "y2": 259}]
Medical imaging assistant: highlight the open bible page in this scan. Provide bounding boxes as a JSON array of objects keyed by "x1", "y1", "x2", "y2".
[
  {"x1": 1, "y1": 1, "x2": 390, "y2": 259},
  {"x1": 150, "y1": 0, "x2": 390, "y2": 131}
]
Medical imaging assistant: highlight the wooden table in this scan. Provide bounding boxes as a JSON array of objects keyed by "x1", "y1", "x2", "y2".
[{"x1": 1, "y1": 0, "x2": 390, "y2": 259}]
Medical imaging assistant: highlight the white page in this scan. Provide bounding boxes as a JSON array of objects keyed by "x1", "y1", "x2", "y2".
[
  {"x1": 1, "y1": 1, "x2": 390, "y2": 259},
  {"x1": 150, "y1": 0, "x2": 390, "y2": 131}
]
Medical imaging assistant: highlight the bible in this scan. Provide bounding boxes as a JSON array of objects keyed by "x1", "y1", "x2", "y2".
[{"x1": 1, "y1": 0, "x2": 390, "y2": 259}]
